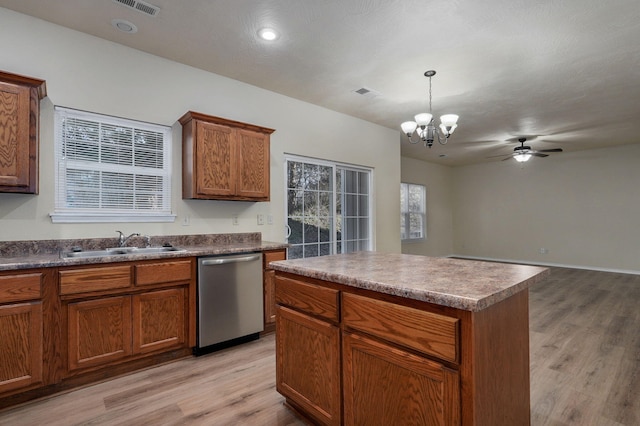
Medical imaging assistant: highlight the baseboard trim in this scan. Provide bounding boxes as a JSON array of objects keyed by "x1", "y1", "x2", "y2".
[{"x1": 448, "y1": 255, "x2": 640, "y2": 276}]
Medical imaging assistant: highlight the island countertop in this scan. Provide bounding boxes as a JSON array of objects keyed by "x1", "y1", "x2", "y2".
[{"x1": 269, "y1": 251, "x2": 549, "y2": 311}]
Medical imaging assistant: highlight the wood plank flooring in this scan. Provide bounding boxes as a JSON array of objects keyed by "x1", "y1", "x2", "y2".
[{"x1": 0, "y1": 266, "x2": 638, "y2": 425}]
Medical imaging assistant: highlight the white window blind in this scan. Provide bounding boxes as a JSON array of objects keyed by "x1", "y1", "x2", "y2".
[{"x1": 50, "y1": 107, "x2": 175, "y2": 223}]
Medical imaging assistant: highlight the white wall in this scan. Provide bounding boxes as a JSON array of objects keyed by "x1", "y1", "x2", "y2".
[
  {"x1": 400, "y1": 157, "x2": 454, "y2": 256},
  {"x1": 452, "y1": 143, "x2": 640, "y2": 273},
  {"x1": 0, "y1": 8, "x2": 401, "y2": 253}
]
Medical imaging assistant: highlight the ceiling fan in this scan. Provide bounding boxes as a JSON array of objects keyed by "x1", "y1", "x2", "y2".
[{"x1": 490, "y1": 138, "x2": 563, "y2": 162}]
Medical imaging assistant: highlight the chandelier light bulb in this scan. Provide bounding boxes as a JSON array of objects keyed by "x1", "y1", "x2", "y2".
[
  {"x1": 414, "y1": 113, "x2": 433, "y2": 126},
  {"x1": 401, "y1": 121, "x2": 418, "y2": 135}
]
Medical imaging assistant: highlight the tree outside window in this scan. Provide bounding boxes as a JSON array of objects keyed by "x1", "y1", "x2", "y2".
[{"x1": 401, "y1": 183, "x2": 426, "y2": 241}]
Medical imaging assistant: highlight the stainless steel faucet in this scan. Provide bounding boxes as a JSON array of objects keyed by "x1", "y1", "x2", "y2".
[{"x1": 116, "y1": 231, "x2": 140, "y2": 247}]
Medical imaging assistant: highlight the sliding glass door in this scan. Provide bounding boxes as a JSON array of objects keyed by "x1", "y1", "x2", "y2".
[{"x1": 285, "y1": 156, "x2": 372, "y2": 259}]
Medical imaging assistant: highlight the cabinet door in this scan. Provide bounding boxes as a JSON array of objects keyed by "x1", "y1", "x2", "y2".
[
  {"x1": 0, "y1": 302, "x2": 43, "y2": 394},
  {"x1": 263, "y1": 250, "x2": 286, "y2": 328},
  {"x1": 343, "y1": 331, "x2": 460, "y2": 426},
  {"x1": 263, "y1": 269, "x2": 277, "y2": 326},
  {"x1": 236, "y1": 128, "x2": 269, "y2": 199},
  {"x1": 0, "y1": 81, "x2": 32, "y2": 191},
  {"x1": 132, "y1": 288, "x2": 185, "y2": 354},
  {"x1": 276, "y1": 305, "x2": 341, "y2": 426},
  {"x1": 67, "y1": 296, "x2": 132, "y2": 371},
  {"x1": 195, "y1": 120, "x2": 236, "y2": 197}
]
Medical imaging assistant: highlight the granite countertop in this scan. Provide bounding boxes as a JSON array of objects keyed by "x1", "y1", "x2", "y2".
[
  {"x1": 269, "y1": 251, "x2": 549, "y2": 312},
  {"x1": 0, "y1": 233, "x2": 288, "y2": 271}
]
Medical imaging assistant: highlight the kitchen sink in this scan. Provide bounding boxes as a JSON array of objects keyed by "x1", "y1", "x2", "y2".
[{"x1": 61, "y1": 246, "x2": 186, "y2": 258}]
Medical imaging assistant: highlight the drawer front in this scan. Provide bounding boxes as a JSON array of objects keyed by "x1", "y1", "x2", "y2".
[
  {"x1": 342, "y1": 292, "x2": 459, "y2": 363},
  {"x1": 60, "y1": 265, "x2": 132, "y2": 295},
  {"x1": 135, "y1": 260, "x2": 192, "y2": 286},
  {"x1": 264, "y1": 250, "x2": 286, "y2": 269},
  {"x1": 275, "y1": 275, "x2": 339, "y2": 323},
  {"x1": 0, "y1": 273, "x2": 42, "y2": 303}
]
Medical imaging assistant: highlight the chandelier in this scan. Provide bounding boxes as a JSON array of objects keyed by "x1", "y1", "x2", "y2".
[{"x1": 401, "y1": 70, "x2": 459, "y2": 148}]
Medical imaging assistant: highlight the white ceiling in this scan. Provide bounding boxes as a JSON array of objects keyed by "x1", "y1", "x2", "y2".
[{"x1": 2, "y1": 0, "x2": 639, "y2": 166}]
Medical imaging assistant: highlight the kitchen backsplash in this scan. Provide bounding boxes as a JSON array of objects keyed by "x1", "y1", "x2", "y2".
[{"x1": 0, "y1": 233, "x2": 262, "y2": 257}]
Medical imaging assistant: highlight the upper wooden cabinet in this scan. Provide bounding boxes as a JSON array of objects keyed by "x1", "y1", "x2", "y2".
[
  {"x1": 0, "y1": 70, "x2": 46, "y2": 194},
  {"x1": 179, "y1": 111, "x2": 275, "y2": 201}
]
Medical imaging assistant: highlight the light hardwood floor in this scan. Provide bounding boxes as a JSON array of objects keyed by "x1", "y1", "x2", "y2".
[{"x1": 0, "y1": 266, "x2": 638, "y2": 425}]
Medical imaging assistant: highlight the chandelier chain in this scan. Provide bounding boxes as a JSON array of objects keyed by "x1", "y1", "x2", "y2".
[{"x1": 428, "y1": 76, "x2": 433, "y2": 114}]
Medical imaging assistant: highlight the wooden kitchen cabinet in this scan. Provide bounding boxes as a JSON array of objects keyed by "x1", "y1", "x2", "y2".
[
  {"x1": 179, "y1": 111, "x2": 275, "y2": 201},
  {"x1": 67, "y1": 296, "x2": 132, "y2": 371},
  {"x1": 342, "y1": 292, "x2": 461, "y2": 425},
  {"x1": 263, "y1": 249, "x2": 286, "y2": 333},
  {"x1": 0, "y1": 70, "x2": 46, "y2": 194},
  {"x1": 0, "y1": 272, "x2": 44, "y2": 395},
  {"x1": 60, "y1": 259, "x2": 194, "y2": 375},
  {"x1": 132, "y1": 288, "x2": 185, "y2": 354},
  {"x1": 343, "y1": 331, "x2": 460, "y2": 426},
  {"x1": 275, "y1": 275, "x2": 341, "y2": 425},
  {"x1": 275, "y1": 267, "x2": 534, "y2": 426}
]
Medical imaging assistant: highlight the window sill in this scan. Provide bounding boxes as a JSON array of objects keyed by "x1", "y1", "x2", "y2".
[{"x1": 49, "y1": 212, "x2": 176, "y2": 223}]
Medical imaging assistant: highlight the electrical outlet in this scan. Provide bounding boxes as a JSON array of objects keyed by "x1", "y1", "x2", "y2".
[
  {"x1": 539, "y1": 248, "x2": 549, "y2": 254},
  {"x1": 182, "y1": 215, "x2": 190, "y2": 226},
  {"x1": 232, "y1": 214, "x2": 239, "y2": 226},
  {"x1": 257, "y1": 214, "x2": 264, "y2": 225},
  {"x1": 267, "y1": 214, "x2": 273, "y2": 225}
]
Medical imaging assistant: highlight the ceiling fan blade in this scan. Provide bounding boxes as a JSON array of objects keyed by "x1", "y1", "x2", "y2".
[
  {"x1": 531, "y1": 152, "x2": 549, "y2": 157},
  {"x1": 538, "y1": 148, "x2": 563, "y2": 152},
  {"x1": 486, "y1": 153, "x2": 511, "y2": 158},
  {"x1": 501, "y1": 156, "x2": 513, "y2": 161}
]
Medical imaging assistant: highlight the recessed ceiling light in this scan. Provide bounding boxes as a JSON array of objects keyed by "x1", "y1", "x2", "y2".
[
  {"x1": 112, "y1": 19, "x2": 138, "y2": 34},
  {"x1": 258, "y1": 28, "x2": 279, "y2": 41}
]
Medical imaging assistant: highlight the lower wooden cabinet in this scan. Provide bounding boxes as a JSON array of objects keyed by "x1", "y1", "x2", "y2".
[
  {"x1": 62, "y1": 259, "x2": 193, "y2": 375},
  {"x1": 0, "y1": 270, "x2": 45, "y2": 396},
  {"x1": 276, "y1": 305, "x2": 341, "y2": 426},
  {"x1": 263, "y1": 249, "x2": 286, "y2": 332},
  {"x1": 67, "y1": 296, "x2": 132, "y2": 371},
  {"x1": 276, "y1": 270, "x2": 533, "y2": 426},
  {"x1": 343, "y1": 331, "x2": 460, "y2": 426},
  {"x1": 0, "y1": 302, "x2": 43, "y2": 394},
  {"x1": 68, "y1": 288, "x2": 187, "y2": 372},
  {"x1": 132, "y1": 288, "x2": 185, "y2": 354}
]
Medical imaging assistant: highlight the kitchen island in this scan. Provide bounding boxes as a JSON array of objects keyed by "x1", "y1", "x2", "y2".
[{"x1": 269, "y1": 252, "x2": 549, "y2": 426}]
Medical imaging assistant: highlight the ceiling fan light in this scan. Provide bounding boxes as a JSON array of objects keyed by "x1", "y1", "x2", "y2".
[
  {"x1": 514, "y1": 153, "x2": 531, "y2": 163},
  {"x1": 401, "y1": 121, "x2": 418, "y2": 135},
  {"x1": 414, "y1": 113, "x2": 433, "y2": 126}
]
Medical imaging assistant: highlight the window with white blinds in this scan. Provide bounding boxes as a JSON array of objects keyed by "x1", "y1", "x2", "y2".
[{"x1": 50, "y1": 107, "x2": 175, "y2": 223}]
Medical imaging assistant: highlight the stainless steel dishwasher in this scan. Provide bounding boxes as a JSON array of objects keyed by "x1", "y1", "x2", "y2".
[{"x1": 195, "y1": 252, "x2": 263, "y2": 355}]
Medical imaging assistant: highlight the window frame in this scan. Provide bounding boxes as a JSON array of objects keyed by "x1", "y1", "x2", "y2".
[
  {"x1": 50, "y1": 106, "x2": 175, "y2": 223},
  {"x1": 284, "y1": 154, "x2": 374, "y2": 259},
  {"x1": 401, "y1": 182, "x2": 426, "y2": 242}
]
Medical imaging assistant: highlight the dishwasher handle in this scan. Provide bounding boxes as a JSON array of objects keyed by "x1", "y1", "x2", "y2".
[{"x1": 200, "y1": 254, "x2": 261, "y2": 266}]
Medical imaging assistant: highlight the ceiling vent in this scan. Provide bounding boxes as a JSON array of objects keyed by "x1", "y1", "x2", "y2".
[
  {"x1": 353, "y1": 87, "x2": 381, "y2": 98},
  {"x1": 112, "y1": 0, "x2": 160, "y2": 17}
]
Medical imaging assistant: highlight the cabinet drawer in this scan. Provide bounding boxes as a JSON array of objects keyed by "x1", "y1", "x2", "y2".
[
  {"x1": 264, "y1": 250, "x2": 286, "y2": 269},
  {"x1": 0, "y1": 273, "x2": 42, "y2": 303},
  {"x1": 275, "y1": 276, "x2": 339, "y2": 323},
  {"x1": 59, "y1": 266, "x2": 132, "y2": 295},
  {"x1": 135, "y1": 260, "x2": 192, "y2": 286},
  {"x1": 342, "y1": 293, "x2": 459, "y2": 363}
]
